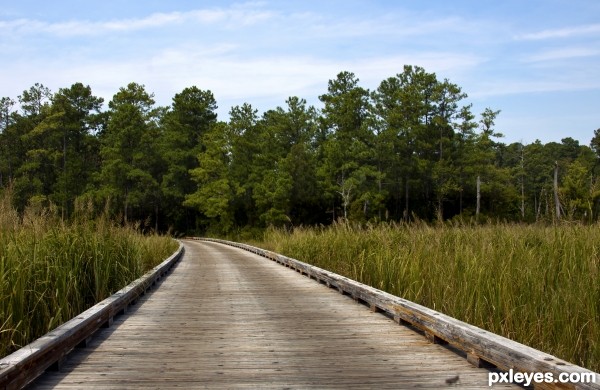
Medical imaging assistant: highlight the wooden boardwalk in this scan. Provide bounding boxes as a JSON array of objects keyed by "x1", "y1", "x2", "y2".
[{"x1": 28, "y1": 240, "x2": 519, "y2": 389}]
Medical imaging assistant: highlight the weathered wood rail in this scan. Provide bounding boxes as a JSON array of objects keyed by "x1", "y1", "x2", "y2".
[
  {"x1": 1, "y1": 238, "x2": 598, "y2": 389},
  {"x1": 0, "y1": 243, "x2": 184, "y2": 390},
  {"x1": 30, "y1": 239, "x2": 513, "y2": 389},
  {"x1": 193, "y1": 238, "x2": 599, "y2": 390}
]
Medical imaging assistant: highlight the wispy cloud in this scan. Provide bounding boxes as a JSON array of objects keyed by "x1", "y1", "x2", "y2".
[
  {"x1": 515, "y1": 23, "x2": 600, "y2": 40},
  {"x1": 0, "y1": 5, "x2": 276, "y2": 37},
  {"x1": 469, "y1": 78, "x2": 600, "y2": 98},
  {"x1": 1, "y1": 1, "x2": 599, "y2": 144},
  {"x1": 300, "y1": 12, "x2": 481, "y2": 44},
  {"x1": 0, "y1": 41, "x2": 484, "y2": 112},
  {"x1": 523, "y1": 47, "x2": 600, "y2": 63}
]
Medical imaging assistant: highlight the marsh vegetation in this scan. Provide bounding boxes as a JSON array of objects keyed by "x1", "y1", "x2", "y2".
[
  {"x1": 0, "y1": 194, "x2": 177, "y2": 358},
  {"x1": 259, "y1": 222, "x2": 599, "y2": 371}
]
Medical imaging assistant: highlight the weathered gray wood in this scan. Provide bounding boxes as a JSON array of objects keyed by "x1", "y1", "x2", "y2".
[
  {"x1": 197, "y1": 238, "x2": 599, "y2": 390},
  {"x1": 28, "y1": 240, "x2": 520, "y2": 389},
  {"x1": 0, "y1": 243, "x2": 184, "y2": 390}
]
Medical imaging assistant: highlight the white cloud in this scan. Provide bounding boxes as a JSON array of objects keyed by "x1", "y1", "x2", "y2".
[
  {"x1": 469, "y1": 78, "x2": 600, "y2": 98},
  {"x1": 0, "y1": 42, "x2": 484, "y2": 115},
  {"x1": 515, "y1": 23, "x2": 600, "y2": 40},
  {"x1": 523, "y1": 47, "x2": 600, "y2": 63},
  {"x1": 2, "y1": 1, "x2": 598, "y2": 144},
  {"x1": 148, "y1": 48, "x2": 483, "y2": 100},
  {"x1": 309, "y1": 16, "x2": 458, "y2": 39},
  {"x1": 298, "y1": 11, "x2": 481, "y2": 44},
  {"x1": 0, "y1": 5, "x2": 276, "y2": 37}
]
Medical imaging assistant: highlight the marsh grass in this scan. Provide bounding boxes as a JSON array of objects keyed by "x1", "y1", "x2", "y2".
[
  {"x1": 0, "y1": 193, "x2": 177, "y2": 358},
  {"x1": 260, "y1": 221, "x2": 599, "y2": 372}
]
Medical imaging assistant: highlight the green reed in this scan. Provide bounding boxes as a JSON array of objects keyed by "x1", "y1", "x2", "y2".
[
  {"x1": 0, "y1": 194, "x2": 177, "y2": 358},
  {"x1": 260, "y1": 221, "x2": 599, "y2": 372}
]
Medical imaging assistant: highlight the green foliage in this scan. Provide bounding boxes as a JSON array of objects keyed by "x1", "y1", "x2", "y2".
[
  {"x1": 0, "y1": 190, "x2": 177, "y2": 358},
  {"x1": 1, "y1": 72, "x2": 599, "y2": 371},
  {"x1": 97, "y1": 83, "x2": 160, "y2": 223},
  {"x1": 319, "y1": 71, "x2": 375, "y2": 220},
  {"x1": 251, "y1": 97, "x2": 322, "y2": 226},
  {"x1": 1, "y1": 70, "x2": 599, "y2": 233},
  {"x1": 48, "y1": 83, "x2": 104, "y2": 218},
  {"x1": 185, "y1": 122, "x2": 236, "y2": 234},
  {"x1": 561, "y1": 159, "x2": 595, "y2": 220},
  {"x1": 159, "y1": 87, "x2": 218, "y2": 232}
]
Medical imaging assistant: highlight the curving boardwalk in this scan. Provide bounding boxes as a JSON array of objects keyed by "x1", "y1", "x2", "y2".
[{"x1": 28, "y1": 240, "x2": 518, "y2": 389}]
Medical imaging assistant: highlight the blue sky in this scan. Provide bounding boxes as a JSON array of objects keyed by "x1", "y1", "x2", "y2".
[{"x1": 1, "y1": 0, "x2": 599, "y2": 145}]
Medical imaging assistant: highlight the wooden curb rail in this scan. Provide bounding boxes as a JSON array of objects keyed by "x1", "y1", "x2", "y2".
[
  {"x1": 0, "y1": 242, "x2": 184, "y2": 390},
  {"x1": 194, "y1": 237, "x2": 599, "y2": 390}
]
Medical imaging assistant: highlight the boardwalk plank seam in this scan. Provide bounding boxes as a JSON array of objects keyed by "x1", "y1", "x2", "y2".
[
  {"x1": 31, "y1": 239, "x2": 516, "y2": 389},
  {"x1": 193, "y1": 237, "x2": 599, "y2": 390},
  {"x1": 0, "y1": 243, "x2": 185, "y2": 390}
]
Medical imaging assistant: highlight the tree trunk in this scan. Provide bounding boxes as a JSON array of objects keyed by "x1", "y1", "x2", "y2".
[
  {"x1": 554, "y1": 162, "x2": 561, "y2": 221},
  {"x1": 378, "y1": 171, "x2": 382, "y2": 220},
  {"x1": 476, "y1": 175, "x2": 481, "y2": 221},
  {"x1": 63, "y1": 132, "x2": 67, "y2": 221},
  {"x1": 520, "y1": 147, "x2": 525, "y2": 220},
  {"x1": 403, "y1": 177, "x2": 409, "y2": 221},
  {"x1": 534, "y1": 192, "x2": 539, "y2": 221},
  {"x1": 338, "y1": 172, "x2": 351, "y2": 221},
  {"x1": 459, "y1": 168, "x2": 464, "y2": 215},
  {"x1": 520, "y1": 178, "x2": 525, "y2": 220},
  {"x1": 124, "y1": 188, "x2": 129, "y2": 224},
  {"x1": 155, "y1": 204, "x2": 159, "y2": 232}
]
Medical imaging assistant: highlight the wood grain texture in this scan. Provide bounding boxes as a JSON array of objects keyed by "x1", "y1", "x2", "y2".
[
  {"x1": 200, "y1": 238, "x2": 599, "y2": 390},
  {"x1": 0, "y1": 243, "x2": 183, "y2": 390},
  {"x1": 28, "y1": 240, "x2": 520, "y2": 389}
]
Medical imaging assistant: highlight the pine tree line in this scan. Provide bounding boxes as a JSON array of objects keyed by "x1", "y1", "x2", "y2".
[{"x1": 1, "y1": 66, "x2": 599, "y2": 234}]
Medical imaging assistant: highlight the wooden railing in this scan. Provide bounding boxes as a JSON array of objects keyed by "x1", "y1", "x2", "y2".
[
  {"x1": 2, "y1": 238, "x2": 597, "y2": 390},
  {"x1": 0, "y1": 242, "x2": 184, "y2": 390},
  {"x1": 195, "y1": 238, "x2": 599, "y2": 390}
]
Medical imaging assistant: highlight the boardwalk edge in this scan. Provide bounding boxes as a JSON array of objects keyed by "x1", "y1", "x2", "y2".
[
  {"x1": 195, "y1": 237, "x2": 599, "y2": 390},
  {"x1": 0, "y1": 241, "x2": 184, "y2": 390}
]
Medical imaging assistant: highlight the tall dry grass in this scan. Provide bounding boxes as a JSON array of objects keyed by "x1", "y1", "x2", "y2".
[
  {"x1": 0, "y1": 192, "x2": 177, "y2": 358},
  {"x1": 260, "y1": 221, "x2": 599, "y2": 372}
]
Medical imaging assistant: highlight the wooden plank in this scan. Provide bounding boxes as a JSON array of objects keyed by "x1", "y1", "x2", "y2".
[
  {"x1": 198, "y1": 238, "x2": 600, "y2": 390},
  {"x1": 0, "y1": 243, "x2": 184, "y2": 390},
  {"x1": 29, "y1": 240, "x2": 521, "y2": 389}
]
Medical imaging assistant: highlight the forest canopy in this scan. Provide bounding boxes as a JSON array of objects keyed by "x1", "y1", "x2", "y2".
[{"x1": 1, "y1": 66, "x2": 599, "y2": 234}]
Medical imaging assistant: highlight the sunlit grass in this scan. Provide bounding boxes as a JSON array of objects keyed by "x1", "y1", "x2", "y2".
[
  {"x1": 0, "y1": 193, "x2": 178, "y2": 358},
  {"x1": 259, "y1": 221, "x2": 599, "y2": 372}
]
